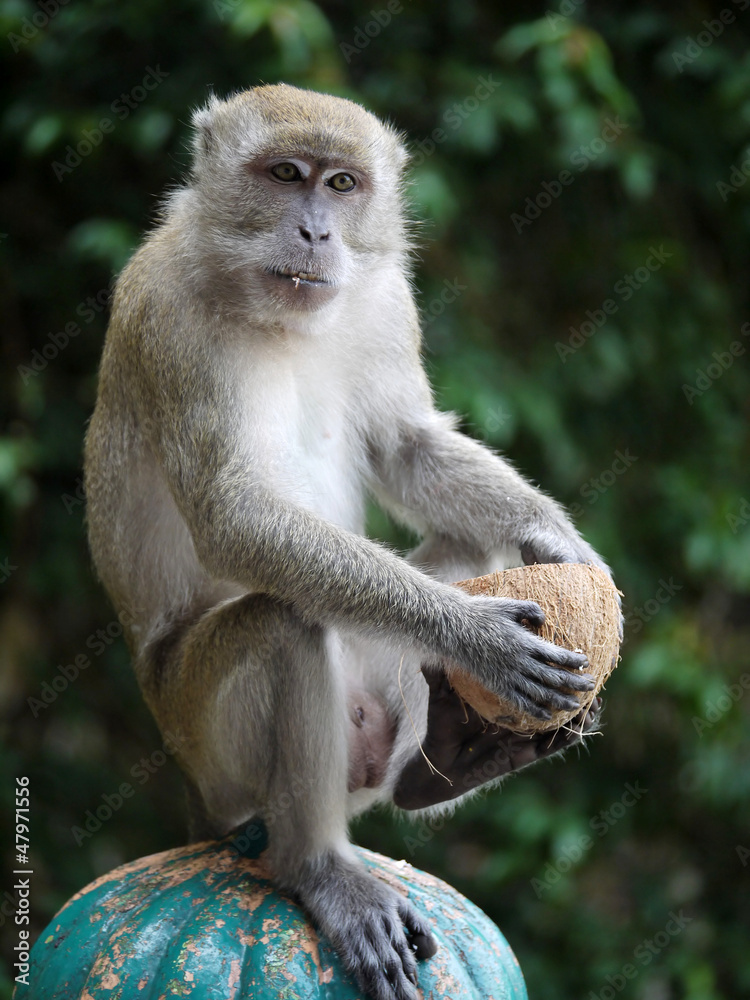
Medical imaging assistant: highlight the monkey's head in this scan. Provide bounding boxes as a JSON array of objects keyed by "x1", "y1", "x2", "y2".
[{"x1": 183, "y1": 84, "x2": 410, "y2": 316}]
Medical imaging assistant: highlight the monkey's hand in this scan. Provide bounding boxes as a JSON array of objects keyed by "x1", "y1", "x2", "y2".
[
  {"x1": 394, "y1": 671, "x2": 601, "y2": 810},
  {"x1": 444, "y1": 595, "x2": 594, "y2": 722},
  {"x1": 518, "y1": 517, "x2": 623, "y2": 642},
  {"x1": 519, "y1": 512, "x2": 612, "y2": 576},
  {"x1": 294, "y1": 852, "x2": 437, "y2": 1000}
]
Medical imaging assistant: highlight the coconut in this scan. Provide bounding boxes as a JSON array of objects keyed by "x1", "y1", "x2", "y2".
[{"x1": 448, "y1": 562, "x2": 621, "y2": 734}]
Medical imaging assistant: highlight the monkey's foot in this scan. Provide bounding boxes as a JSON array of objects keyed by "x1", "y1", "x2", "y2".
[
  {"x1": 393, "y1": 670, "x2": 601, "y2": 810},
  {"x1": 295, "y1": 851, "x2": 437, "y2": 1000}
]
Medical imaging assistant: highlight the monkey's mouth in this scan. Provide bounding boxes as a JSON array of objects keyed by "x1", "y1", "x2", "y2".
[
  {"x1": 263, "y1": 264, "x2": 339, "y2": 311},
  {"x1": 269, "y1": 266, "x2": 330, "y2": 287}
]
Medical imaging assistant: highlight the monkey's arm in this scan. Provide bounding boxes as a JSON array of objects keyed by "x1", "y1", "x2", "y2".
[
  {"x1": 135, "y1": 348, "x2": 591, "y2": 722},
  {"x1": 170, "y1": 471, "x2": 590, "y2": 721},
  {"x1": 368, "y1": 408, "x2": 611, "y2": 573}
]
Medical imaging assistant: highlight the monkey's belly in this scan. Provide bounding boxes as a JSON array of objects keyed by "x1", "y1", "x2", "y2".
[{"x1": 347, "y1": 691, "x2": 396, "y2": 793}]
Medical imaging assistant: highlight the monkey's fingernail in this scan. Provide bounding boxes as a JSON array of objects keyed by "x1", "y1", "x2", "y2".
[{"x1": 410, "y1": 932, "x2": 438, "y2": 959}]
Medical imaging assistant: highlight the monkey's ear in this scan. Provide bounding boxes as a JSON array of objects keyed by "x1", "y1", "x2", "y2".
[
  {"x1": 394, "y1": 142, "x2": 410, "y2": 172},
  {"x1": 190, "y1": 95, "x2": 222, "y2": 176},
  {"x1": 388, "y1": 128, "x2": 411, "y2": 175}
]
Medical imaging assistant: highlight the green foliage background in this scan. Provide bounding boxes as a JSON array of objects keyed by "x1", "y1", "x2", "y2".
[{"x1": 1, "y1": 1, "x2": 750, "y2": 997}]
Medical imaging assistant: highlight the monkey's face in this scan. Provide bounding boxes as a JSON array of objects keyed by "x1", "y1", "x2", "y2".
[
  {"x1": 188, "y1": 85, "x2": 409, "y2": 318},
  {"x1": 243, "y1": 153, "x2": 368, "y2": 313}
]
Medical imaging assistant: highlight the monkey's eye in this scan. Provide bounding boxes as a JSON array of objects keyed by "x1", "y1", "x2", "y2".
[
  {"x1": 271, "y1": 162, "x2": 302, "y2": 182},
  {"x1": 328, "y1": 173, "x2": 356, "y2": 193}
]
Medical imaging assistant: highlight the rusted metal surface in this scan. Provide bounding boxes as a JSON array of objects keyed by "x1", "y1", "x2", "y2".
[{"x1": 14, "y1": 830, "x2": 527, "y2": 999}]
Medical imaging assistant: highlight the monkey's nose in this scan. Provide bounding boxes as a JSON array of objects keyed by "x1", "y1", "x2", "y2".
[{"x1": 299, "y1": 224, "x2": 330, "y2": 242}]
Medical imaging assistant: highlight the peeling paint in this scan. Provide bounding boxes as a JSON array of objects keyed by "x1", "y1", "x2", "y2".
[{"x1": 14, "y1": 835, "x2": 527, "y2": 1000}]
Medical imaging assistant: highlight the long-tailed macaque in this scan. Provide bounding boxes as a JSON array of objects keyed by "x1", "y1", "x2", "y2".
[{"x1": 84, "y1": 84, "x2": 610, "y2": 1000}]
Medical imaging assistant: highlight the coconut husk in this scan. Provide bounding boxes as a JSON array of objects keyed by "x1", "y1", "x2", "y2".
[{"x1": 448, "y1": 562, "x2": 621, "y2": 734}]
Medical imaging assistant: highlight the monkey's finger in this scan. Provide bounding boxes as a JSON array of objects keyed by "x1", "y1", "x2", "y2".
[
  {"x1": 352, "y1": 940, "x2": 417, "y2": 1000},
  {"x1": 519, "y1": 657, "x2": 595, "y2": 693},
  {"x1": 584, "y1": 695, "x2": 603, "y2": 725},
  {"x1": 566, "y1": 693, "x2": 602, "y2": 724},
  {"x1": 503, "y1": 673, "x2": 582, "y2": 715},
  {"x1": 534, "y1": 698, "x2": 602, "y2": 755},
  {"x1": 520, "y1": 681, "x2": 582, "y2": 714},
  {"x1": 397, "y1": 896, "x2": 438, "y2": 959},
  {"x1": 508, "y1": 696, "x2": 552, "y2": 721},
  {"x1": 527, "y1": 638, "x2": 590, "y2": 674},
  {"x1": 518, "y1": 668, "x2": 585, "y2": 705},
  {"x1": 380, "y1": 942, "x2": 419, "y2": 999},
  {"x1": 390, "y1": 931, "x2": 419, "y2": 988},
  {"x1": 501, "y1": 598, "x2": 545, "y2": 628},
  {"x1": 568, "y1": 696, "x2": 602, "y2": 738}
]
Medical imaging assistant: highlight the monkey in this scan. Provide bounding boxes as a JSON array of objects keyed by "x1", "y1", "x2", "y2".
[{"x1": 83, "y1": 84, "x2": 613, "y2": 1000}]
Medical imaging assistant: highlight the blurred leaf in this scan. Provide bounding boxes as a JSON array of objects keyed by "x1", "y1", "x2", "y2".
[
  {"x1": 65, "y1": 219, "x2": 139, "y2": 270},
  {"x1": 23, "y1": 113, "x2": 64, "y2": 155}
]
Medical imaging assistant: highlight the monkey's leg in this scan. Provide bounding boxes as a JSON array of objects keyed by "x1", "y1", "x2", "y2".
[
  {"x1": 148, "y1": 594, "x2": 436, "y2": 1000},
  {"x1": 394, "y1": 672, "x2": 601, "y2": 810}
]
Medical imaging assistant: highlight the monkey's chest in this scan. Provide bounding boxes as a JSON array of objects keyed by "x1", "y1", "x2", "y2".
[
  {"x1": 242, "y1": 347, "x2": 367, "y2": 532},
  {"x1": 266, "y1": 404, "x2": 365, "y2": 534}
]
